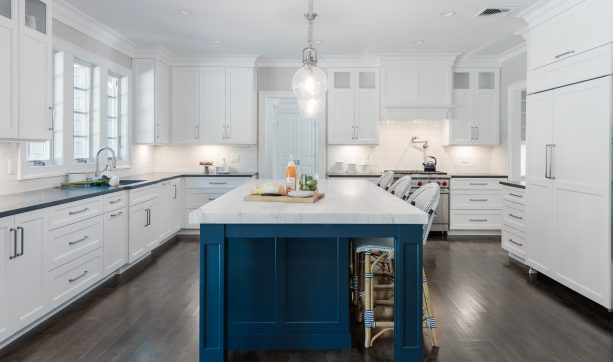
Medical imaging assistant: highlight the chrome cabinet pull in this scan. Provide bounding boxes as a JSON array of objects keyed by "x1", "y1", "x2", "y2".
[
  {"x1": 545, "y1": 144, "x2": 556, "y2": 179},
  {"x1": 69, "y1": 235, "x2": 89, "y2": 245},
  {"x1": 475, "y1": 126, "x2": 479, "y2": 140},
  {"x1": 509, "y1": 193, "x2": 523, "y2": 198},
  {"x1": 469, "y1": 219, "x2": 488, "y2": 222},
  {"x1": 69, "y1": 207, "x2": 89, "y2": 215},
  {"x1": 469, "y1": 182, "x2": 488, "y2": 186},
  {"x1": 554, "y1": 50, "x2": 575, "y2": 59},
  {"x1": 508, "y1": 238, "x2": 523, "y2": 246},
  {"x1": 355, "y1": 125, "x2": 359, "y2": 140},
  {"x1": 209, "y1": 181, "x2": 227, "y2": 185},
  {"x1": 208, "y1": 197, "x2": 217, "y2": 201},
  {"x1": 194, "y1": 124, "x2": 199, "y2": 140},
  {"x1": 69, "y1": 270, "x2": 89, "y2": 283},
  {"x1": 227, "y1": 125, "x2": 231, "y2": 140},
  {"x1": 109, "y1": 199, "x2": 122, "y2": 204},
  {"x1": 16, "y1": 226, "x2": 24, "y2": 257},
  {"x1": 509, "y1": 213, "x2": 523, "y2": 220},
  {"x1": 470, "y1": 198, "x2": 488, "y2": 202},
  {"x1": 9, "y1": 228, "x2": 17, "y2": 260},
  {"x1": 48, "y1": 106, "x2": 55, "y2": 131},
  {"x1": 110, "y1": 211, "x2": 123, "y2": 218},
  {"x1": 173, "y1": 184, "x2": 177, "y2": 199}
]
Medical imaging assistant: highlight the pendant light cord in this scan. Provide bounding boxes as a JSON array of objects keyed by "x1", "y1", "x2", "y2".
[{"x1": 305, "y1": 0, "x2": 315, "y2": 49}]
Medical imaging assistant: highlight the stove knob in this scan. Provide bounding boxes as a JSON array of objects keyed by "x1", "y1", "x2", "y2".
[
  {"x1": 442, "y1": 181, "x2": 448, "y2": 187},
  {"x1": 417, "y1": 181, "x2": 423, "y2": 186},
  {"x1": 437, "y1": 181, "x2": 441, "y2": 186}
]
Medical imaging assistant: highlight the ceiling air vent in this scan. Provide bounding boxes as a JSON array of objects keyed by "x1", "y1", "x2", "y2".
[{"x1": 475, "y1": 7, "x2": 517, "y2": 17}]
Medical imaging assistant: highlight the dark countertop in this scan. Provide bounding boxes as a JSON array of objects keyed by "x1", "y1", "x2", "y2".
[
  {"x1": 327, "y1": 172, "x2": 382, "y2": 178},
  {"x1": 450, "y1": 173, "x2": 508, "y2": 178},
  {"x1": 500, "y1": 180, "x2": 526, "y2": 189},
  {"x1": 0, "y1": 172, "x2": 258, "y2": 219}
]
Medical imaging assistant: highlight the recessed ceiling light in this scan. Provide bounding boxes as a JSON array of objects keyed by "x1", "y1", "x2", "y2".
[
  {"x1": 210, "y1": 40, "x2": 221, "y2": 44},
  {"x1": 178, "y1": 9, "x2": 190, "y2": 15},
  {"x1": 439, "y1": 11, "x2": 456, "y2": 17},
  {"x1": 412, "y1": 40, "x2": 426, "y2": 45}
]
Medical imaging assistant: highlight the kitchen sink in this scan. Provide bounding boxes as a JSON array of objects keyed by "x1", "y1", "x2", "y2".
[{"x1": 119, "y1": 179, "x2": 146, "y2": 185}]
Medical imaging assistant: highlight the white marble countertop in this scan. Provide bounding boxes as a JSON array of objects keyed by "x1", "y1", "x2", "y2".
[{"x1": 189, "y1": 179, "x2": 428, "y2": 225}]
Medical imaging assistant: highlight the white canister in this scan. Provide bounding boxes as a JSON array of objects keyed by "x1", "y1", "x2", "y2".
[
  {"x1": 68, "y1": 171, "x2": 87, "y2": 183},
  {"x1": 346, "y1": 162, "x2": 357, "y2": 174},
  {"x1": 358, "y1": 163, "x2": 370, "y2": 174}
]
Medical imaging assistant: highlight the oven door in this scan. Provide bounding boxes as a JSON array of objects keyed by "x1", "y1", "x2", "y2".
[{"x1": 431, "y1": 190, "x2": 449, "y2": 231}]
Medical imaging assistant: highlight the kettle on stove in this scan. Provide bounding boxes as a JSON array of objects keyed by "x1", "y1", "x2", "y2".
[{"x1": 423, "y1": 156, "x2": 437, "y2": 172}]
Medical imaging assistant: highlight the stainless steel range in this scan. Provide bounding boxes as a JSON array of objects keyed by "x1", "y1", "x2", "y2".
[{"x1": 387, "y1": 170, "x2": 450, "y2": 236}]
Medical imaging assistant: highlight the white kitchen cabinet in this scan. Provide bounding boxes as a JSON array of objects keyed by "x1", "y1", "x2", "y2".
[
  {"x1": 4, "y1": 209, "x2": 47, "y2": 334},
  {"x1": 450, "y1": 177, "x2": 506, "y2": 231},
  {"x1": 445, "y1": 69, "x2": 499, "y2": 145},
  {"x1": 527, "y1": 0, "x2": 613, "y2": 70},
  {"x1": 328, "y1": 68, "x2": 379, "y2": 145},
  {"x1": 128, "y1": 197, "x2": 159, "y2": 263},
  {"x1": 171, "y1": 67, "x2": 200, "y2": 144},
  {"x1": 501, "y1": 186, "x2": 527, "y2": 261},
  {"x1": 170, "y1": 178, "x2": 183, "y2": 235},
  {"x1": 133, "y1": 58, "x2": 170, "y2": 144},
  {"x1": 200, "y1": 67, "x2": 226, "y2": 144},
  {"x1": 0, "y1": 0, "x2": 18, "y2": 138},
  {"x1": 103, "y1": 208, "x2": 127, "y2": 276},
  {"x1": 0, "y1": 215, "x2": 11, "y2": 340},
  {"x1": 157, "y1": 179, "x2": 182, "y2": 243},
  {"x1": 225, "y1": 67, "x2": 256, "y2": 144}
]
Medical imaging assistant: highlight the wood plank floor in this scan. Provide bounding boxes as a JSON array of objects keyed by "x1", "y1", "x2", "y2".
[{"x1": 1, "y1": 235, "x2": 612, "y2": 361}]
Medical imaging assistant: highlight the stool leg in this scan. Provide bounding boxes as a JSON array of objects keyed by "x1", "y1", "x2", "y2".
[
  {"x1": 364, "y1": 252, "x2": 373, "y2": 348},
  {"x1": 352, "y1": 249, "x2": 360, "y2": 306},
  {"x1": 423, "y1": 269, "x2": 439, "y2": 347}
]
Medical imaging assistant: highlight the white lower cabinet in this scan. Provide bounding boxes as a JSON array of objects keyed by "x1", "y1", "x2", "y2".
[
  {"x1": 103, "y1": 208, "x2": 127, "y2": 276},
  {"x1": 500, "y1": 186, "x2": 527, "y2": 261},
  {"x1": 158, "y1": 179, "x2": 182, "y2": 243},
  {"x1": 128, "y1": 197, "x2": 159, "y2": 263},
  {"x1": 0, "y1": 216, "x2": 13, "y2": 341},
  {"x1": 450, "y1": 177, "x2": 506, "y2": 231}
]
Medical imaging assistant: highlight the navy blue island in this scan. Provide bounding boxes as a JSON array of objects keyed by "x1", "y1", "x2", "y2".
[{"x1": 189, "y1": 179, "x2": 428, "y2": 361}]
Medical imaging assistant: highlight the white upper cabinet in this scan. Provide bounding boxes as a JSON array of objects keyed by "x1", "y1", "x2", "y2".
[
  {"x1": 379, "y1": 65, "x2": 451, "y2": 120},
  {"x1": 444, "y1": 69, "x2": 500, "y2": 145},
  {"x1": 527, "y1": 0, "x2": 613, "y2": 70},
  {"x1": 171, "y1": 67, "x2": 200, "y2": 144},
  {"x1": 0, "y1": 0, "x2": 52, "y2": 140},
  {"x1": 200, "y1": 67, "x2": 226, "y2": 144},
  {"x1": 328, "y1": 68, "x2": 379, "y2": 145},
  {"x1": 133, "y1": 59, "x2": 170, "y2": 144},
  {"x1": 225, "y1": 67, "x2": 256, "y2": 145}
]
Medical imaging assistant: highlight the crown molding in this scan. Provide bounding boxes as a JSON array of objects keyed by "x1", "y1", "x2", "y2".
[
  {"x1": 378, "y1": 54, "x2": 459, "y2": 67},
  {"x1": 454, "y1": 55, "x2": 501, "y2": 68},
  {"x1": 53, "y1": 0, "x2": 137, "y2": 57},
  {"x1": 169, "y1": 55, "x2": 260, "y2": 67},
  {"x1": 321, "y1": 55, "x2": 379, "y2": 68},
  {"x1": 256, "y1": 58, "x2": 303, "y2": 68},
  {"x1": 519, "y1": 0, "x2": 582, "y2": 27},
  {"x1": 133, "y1": 46, "x2": 174, "y2": 65},
  {"x1": 498, "y1": 43, "x2": 527, "y2": 63}
]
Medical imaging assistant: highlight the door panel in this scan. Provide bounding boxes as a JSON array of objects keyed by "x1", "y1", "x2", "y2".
[
  {"x1": 355, "y1": 89, "x2": 379, "y2": 144},
  {"x1": 0, "y1": 216, "x2": 13, "y2": 340},
  {"x1": 328, "y1": 91, "x2": 354, "y2": 144},
  {"x1": 226, "y1": 67, "x2": 255, "y2": 144},
  {"x1": 19, "y1": 26, "x2": 49, "y2": 140},
  {"x1": 0, "y1": 8, "x2": 17, "y2": 138},
  {"x1": 171, "y1": 67, "x2": 200, "y2": 144},
  {"x1": 475, "y1": 91, "x2": 499, "y2": 145},
  {"x1": 450, "y1": 90, "x2": 474, "y2": 144},
  {"x1": 201, "y1": 67, "x2": 226, "y2": 144}
]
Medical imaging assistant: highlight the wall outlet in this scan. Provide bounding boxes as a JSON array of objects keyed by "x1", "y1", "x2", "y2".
[{"x1": 7, "y1": 160, "x2": 15, "y2": 175}]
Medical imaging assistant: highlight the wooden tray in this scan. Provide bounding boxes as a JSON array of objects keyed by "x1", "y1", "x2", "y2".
[{"x1": 244, "y1": 193, "x2": 325, "y2": 203}]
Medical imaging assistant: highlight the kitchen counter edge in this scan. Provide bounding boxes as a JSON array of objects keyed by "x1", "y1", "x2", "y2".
[{"x1": 499, "y1": 180, "x2": 526, "y2": 189}]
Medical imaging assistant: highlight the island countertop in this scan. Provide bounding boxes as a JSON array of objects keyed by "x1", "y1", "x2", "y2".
[{"x1": 190, "y1": 179, "x2": 428, "y2": 225}]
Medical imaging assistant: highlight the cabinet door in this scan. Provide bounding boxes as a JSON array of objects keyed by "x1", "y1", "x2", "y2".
[
  {"x1": 18, "y1": 0, "x2": 52, "y2": 140},
  {"x1": 128, "y1": 202, "x2": 148, "y2": 263},
  {"x1": 145, "y1": 198, "x2": 160, "y2": 251},
  {"x1": 354, "y1": 69, "x2": 379, "y2": 145},
  {"x1": 0, "y1": 216, "x2": 13, "y2": 341},
  {"x1": 157, "y1": 182, "x2": 173, "y2": 242},
  {"x1": 328, "y1": 69, "x2": 355, "y2": 144},
  {"x1": 525, "y1": 91, "x2": 554, "y2": 274},
  {"x1": 0, "y1": 0, "x2": 18, "y2": 139},
  {"x1": 200, "y1": 67, "x2": 226, "y2": 144},
  {"x1": 380, "y1": 67, "x2": 416, "y2": 106},
  {"x1": 552, "y1": 78, "x2": 611, "y2": 306},
  {"x1": 171, "y1": 67, "x2": 200, "y2": 144},
  {"x1": 154, "y1": 60, "x2": 170, "y2": 144},
  {"x1": 450, "y1": 90, "x2": 475, "y2": 144},
  {"x1": 170, "y1": 179, "x2": 183, "y2": 234},
  {"x1": 132, "y1": 59, "x2": 155, "y2": 144},
  {"x1": 7, "y1": 210, "x2": 46, "y2": 331},
  {"x1": 225, "y1": 67, "x2": 255, "y2": 145},
  {"x1": 103, "y1": 209, "x2": 127, "y2": 276},
  {"x1": 416, "y1": 68, "x2": 451, "y2": 106},
  {"x1": 474, "y1": 91, "x2": 499, "y2": 145}
]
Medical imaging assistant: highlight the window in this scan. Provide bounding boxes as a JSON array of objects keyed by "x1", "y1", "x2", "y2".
[
  {"x1": 107, "y1": 74, "x2": 120, "y2": 158},
  {"x1": 73, "y1": 60, "x2": 93, "y2": 161}
]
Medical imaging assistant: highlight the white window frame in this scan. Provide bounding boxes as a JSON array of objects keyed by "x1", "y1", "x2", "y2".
[{"x1": 19, "y1": 37, "x2": 132, "y2": 180}]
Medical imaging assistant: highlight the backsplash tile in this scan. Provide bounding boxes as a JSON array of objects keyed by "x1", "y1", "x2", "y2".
[{"x1": 152, "y1": 145, "x2": 258, "y2": 173}]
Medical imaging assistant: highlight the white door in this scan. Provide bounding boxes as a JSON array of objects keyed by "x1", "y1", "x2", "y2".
[
  {"x1": 18, "y1": 0, "x2": 51, "y2": 140},
  {"x1": 226, "y1": 67, "x2": 255, "y2": 145},
  {"x1": 7, "y1": 210, "x2": 46, "y2": 331},
  {"x1": 200, "y1": 67, "x2": 226, "y2": 144},
  {"x1": 552, "y1": 77, "x2": 611, "y2": 306},
  {"x1": 154, "y1": 60, "x2": 170, "y2": 144},
  {"x1": 103, "y1": 209, "x2": 127, "y2": 276},
  {"x1": 0, "y1": 215, "x2": 13, "y2": 340},
  {"x1": 272, "y1": 98, "x2": 318, "y2": 179},
  {"x1": 171, "y1": 67, "x2": 200, "y2": 144},
  {"x1": 525, "y1": 91, "x2": 554, "y2": 274},
  {"x1": 328, "y1": 69, "x2": 355, "y2": 144},
  {"x1": 354, "y1": 69, "x2": 379, "y2": 145},
  {"x1": 0, "y1": 0, "x2": 17, "y2": 139}
]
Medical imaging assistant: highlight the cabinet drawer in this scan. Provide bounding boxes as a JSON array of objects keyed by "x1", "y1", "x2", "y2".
[
  {"x1": 451, "y1": 178, "x2": 506, "y2": 191},
  {"x1": 185, "y1": 190, "x2": 225, "y2": 208},
  {"x1": 450, "y1": 210, "x2": 502, "y2": 230},
  {"x1": 129, "y1": 184, "x2": 159, "y2": 206},
  {"x1": 46, "y1": 248, "x2": 103, "y2": 309},
  {"x1": 103, "y1": 191, "x2": 127, "y2": 212},
  {"x1": 502, "y1": 226, "x2": 526, "y2": 259},
  {"x1": 185, "y1": 177, "x2": 250, "y2": 190},
  {"x1": 502, "y1": 186, "x2": 526, "y2": 206},
  {"x1": 47, "y1": 215, "x2": 103, "y2": 271},
  {"x1": 450, "y1": 192, "x2": 502, "y2": 210},
  {"x1": 503, "y1": 203, "x2": 526, "y2": 232},
  {"x1": 48, "y1": 197, "x2": 103, "y2": 230}
]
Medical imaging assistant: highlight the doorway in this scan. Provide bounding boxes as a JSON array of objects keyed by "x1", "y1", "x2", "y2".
[{"x1": 259, "y1": 91, "x2": 326, "y2": 179}]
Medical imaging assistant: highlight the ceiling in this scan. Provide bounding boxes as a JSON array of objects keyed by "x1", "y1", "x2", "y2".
[{"x1": 64, "y1": 0, "x2": 535, "y2": 59}]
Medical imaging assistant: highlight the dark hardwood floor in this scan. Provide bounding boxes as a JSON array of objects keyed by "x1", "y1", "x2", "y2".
[{"x1": 1, "y1": 234, "x2": 612, "y2": 361}]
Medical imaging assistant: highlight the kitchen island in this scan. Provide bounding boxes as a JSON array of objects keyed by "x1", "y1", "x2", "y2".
[{"x1": 189, "y1": 179, "x2": 428, "y2": 361}]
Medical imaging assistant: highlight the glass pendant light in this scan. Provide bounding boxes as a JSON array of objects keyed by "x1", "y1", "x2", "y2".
[{"x1": 292, "y1": 0, "x2": 327, "y2": 118}]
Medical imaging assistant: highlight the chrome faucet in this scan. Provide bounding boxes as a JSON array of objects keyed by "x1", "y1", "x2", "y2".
[{"x1": 95, "y1": 147, "x2": 117, "y2": 177}]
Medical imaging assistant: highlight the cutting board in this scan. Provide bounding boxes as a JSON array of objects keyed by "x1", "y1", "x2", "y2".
[{"x1": 244, "y1": 193, "x2": 325, "y2": 203}]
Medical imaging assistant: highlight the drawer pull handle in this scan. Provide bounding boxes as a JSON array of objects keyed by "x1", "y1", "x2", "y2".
[
  {"x1": 69, "y1": 235, "x2": 89, "y2": 245},
  {"x1": 109, "y1": 199, "x2": 122, "y2": 204},
  {"x1": 69, "y1": 270, "x2": 89, "y2": 283},
  {"x1": 470, "y1": 219, "x2": 488, "y2": 222},
  {"x1": 69, "y1": 207, "x2": 89, "y2": 215},
  {"x1": 555, "y1": 50, "x2": 575, "y2": 59},
  {"x1": 209, "y1": 181, "x2": 228, "y2": 185},
  {"x1": 509, "y1": 193, "x2": 523, "y2": 198},
  {"x1": 508, "y1": 238, "x2": 523, "y2": 247},
  {"x1": 470, "y1": 198, "x2": 488, "y2": 202},
  {"x1": 208, "y1": 197, "x2": 217, "y2": 201},
  {"x1": 469, "y1": 183, "x2": 488, "y2": 186},
  {"x1": 509, "y1": 213, "x2": 523, "y2": 220},
  {"x1": 110, "y1": 211, "x2": 123, "y2": 218}
]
